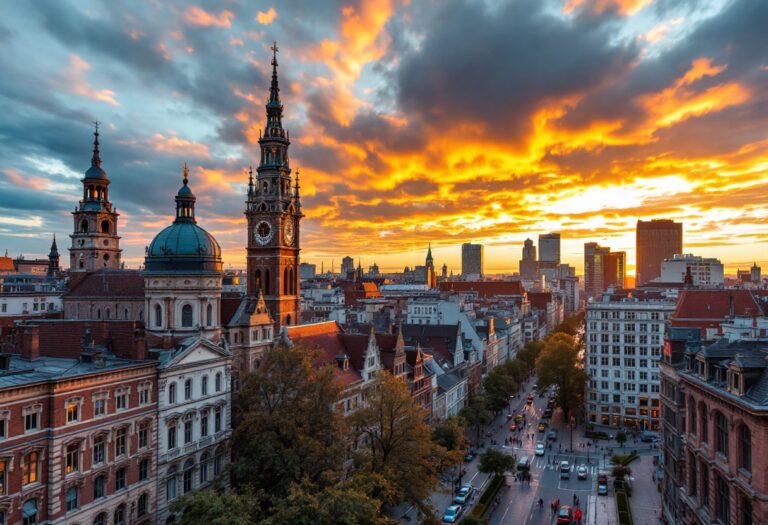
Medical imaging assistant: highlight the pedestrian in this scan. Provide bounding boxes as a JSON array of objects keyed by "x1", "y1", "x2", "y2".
[{"x1": 573, "y1": 494, "x2": 577, "y2": 504}]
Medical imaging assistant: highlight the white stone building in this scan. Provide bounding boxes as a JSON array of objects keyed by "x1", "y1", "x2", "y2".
[{"x1": 659, "y1": 253, "x2": 724, "y2": 285}]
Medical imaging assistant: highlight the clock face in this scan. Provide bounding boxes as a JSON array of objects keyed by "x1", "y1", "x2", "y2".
[
  {"x1": 255, "y1": 220, "x2": 272, "y2": 245},
  {"x1": 283, "y1": 219, "x2": 295, "y2": 246}
]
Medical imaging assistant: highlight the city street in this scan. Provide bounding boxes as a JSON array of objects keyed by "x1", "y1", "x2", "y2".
[{"x1": 400, "y1": 374, "x2": 662, "y2": 524}]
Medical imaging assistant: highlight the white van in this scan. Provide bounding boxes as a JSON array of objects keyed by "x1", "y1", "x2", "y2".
[{"x1": 559, "y1": 461, "x2": 570, "y2": 479}]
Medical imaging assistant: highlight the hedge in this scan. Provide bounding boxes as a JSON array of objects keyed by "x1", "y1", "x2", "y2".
[
  {"x1": 585, "y1": 430, "x2": 611, "y2": 440},
  {"x1": 468, "y1": 475, "x2": 504, "y2": 518},
  {"x1": 615, "y1": 490, "x2": 633, "y2": 525}
]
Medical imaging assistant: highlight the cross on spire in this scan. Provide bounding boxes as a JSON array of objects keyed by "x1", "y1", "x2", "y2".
[
  {"x1": 271, "y1": 41, "x2": 279, "y2": 66},
  {"x1": 91, "y1": 121, "x2": 101, "y2": 167},
  {"x1": 183, "y1": 162, "x2": 189, "y2": 185}
]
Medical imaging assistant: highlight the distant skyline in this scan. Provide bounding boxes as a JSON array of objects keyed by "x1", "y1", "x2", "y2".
[{"x1": 1, "y1": 1, "x2": 767, "y2": 275}]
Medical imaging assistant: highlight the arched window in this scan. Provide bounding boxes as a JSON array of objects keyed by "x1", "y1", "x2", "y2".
[
  {"x1": 22, "y1": 499, "x2": 38, "y2": 525},
  {"x1": 93, "y1": 434, "x2": 106, "y2": 464},
  {"x1": 124, "y1": 308, "x2": 129, "y2": 319},
  {"x1": 689, "y1": 399, "x2": 697, "y2": 436},
  {"x1": 155, "y1": 304, "x2": 162, "y2": 328},
  {"x1": 139, "y1": 308, "x2": 144, "y2": 321},
  {"x1": 206, "y1": 304, "x2": 213, "y2": 326},
  {"x1": 202, "y1": 375, "x2": 208, "y2": 396},
  {"x1": 215, "y1": 372, "x2": 222, "y2": 392},
  {"x1": 93, "y1": 512, "x2": 107, "y2": 525},
  {"x1": 101, "y1": 220, "x2": 110, "y2": 233},
  {"x1": 184, "y1": 379, "x2": 192, "y2": 400},
  {"x1": 183, "y1": 459, "x2": 194, "y2": 493},
  {"x1": 168, "y1": 382, "x2": 177, "y2": 404},
  {"x1": 80, "y1": 219, "x2": 88, "y2": 233},
  {"x1": 105, "y1": 307, "x2": 110, "y2": 319},
  {"x1": 23, "y1": 452, "x2": 38, "y2": 485},
  {"x1": 166, "y1": 466, "x2": 177, "y2": 501},
  {"x1": 181, "y1": 304, "x2": 193, "y2": 327},
  {"x1": 715, "y1": 411, "x2": 728, "y2": 456},
  {"x1": 254, "y1": 269, "x2": 262, "y2": 292},
  {"x1": 113, "y1": 504, "x2": 125, "y2": 525},
  {"x1": 740, "y1": 425, "x2": 752, "y2": 472},
  {"x1": 138, "y1": 492, "x2": 148, "y2": 517},
  {"x1": 700, "y1": 404, "x2": 709, "y2": 443},
  {"x1": 264, "y1": 269, "x2": 270, "y2": 295},
  {"x1": 286, "y1": 314, "x2": 292, "y2": 326},
  {"x1": 96, "y1": 309, "x2": 101, "y2": 320},
  {"x1": 200, "y1": 452, "x2": 210, "y2": 484},
  {"x1": 214, "y1": 448, "x2": 224, "y2": 476},
  {"x1": 284, "y1": 267, "x2": 289, "y2": 294}
]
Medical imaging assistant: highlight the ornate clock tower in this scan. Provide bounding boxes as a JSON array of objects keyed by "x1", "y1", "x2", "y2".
[{"x1": 245, "y1": 43, "x2": 302, "y2": 329}]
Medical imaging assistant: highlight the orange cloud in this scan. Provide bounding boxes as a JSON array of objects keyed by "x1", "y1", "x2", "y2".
[
  {"x1": 257, "y1": 8, "x2": 277, "y2": 25},
  {"x1": 183, "y1": 6, "x2": 234, "y2": 28},
  {"x1": 64, "y1": 55, "x2": 119, "y2": 106},
  {"x1": 151, "y1": 133, "x2": 211, "y2": 158},
  {"x1": 563, "y1": 0, "x2": 651, "y2": 16}
]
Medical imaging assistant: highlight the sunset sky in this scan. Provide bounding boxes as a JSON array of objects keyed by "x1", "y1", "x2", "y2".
[{"x1": 1, "y1": 0, "x2": 767, "y2": 275}]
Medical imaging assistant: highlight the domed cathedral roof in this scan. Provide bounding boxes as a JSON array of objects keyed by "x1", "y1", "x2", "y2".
[{"x1": 145, "y1": 164, "x2": 222, "y2": 274}]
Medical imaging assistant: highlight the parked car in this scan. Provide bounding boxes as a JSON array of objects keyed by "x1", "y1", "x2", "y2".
[
  {"x1": 557, "y1": 505, "x2": 573, "y2": 524},
  {"x1": 547, "y1": 430, "x2": 558, "y2": 441},
  {"x1": 559, "y1": 461, "x2": 570, "y2": 479},
  {"x1": 515, "y1": 414, "x2": 525, "y2": 423},
  {"x1": 463, "y1": 450, "x2": 475, "y2": 462},
  {"x1": 453, "y1": 485, "x2": 474, "y2": 505},
  {"x1": 442, "y1": 505, "x2": 463, "y2": 523},
  {"x1": 537, "y1": 422, "x2": 548, "y2": 432},
  {"x1": 535, "y1": 442, "x2": 546, "y2": 456},
  {"x1": 577, "y1": 465, "x2": 588, "y2": 479},
  {"x1": 640, "y1": 431, "x2": 660, "y2": 443},
  {"x1": 543, "y1": 408, "x2": 553, "y2": 418}
]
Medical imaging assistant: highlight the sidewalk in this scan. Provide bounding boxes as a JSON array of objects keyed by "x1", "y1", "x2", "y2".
[
  {"x1": 627, "y1": 455, "x2": 662, "y2": 525},
  {"x1": 587, "y1": 494, "x2": 616, "y2": 525}
]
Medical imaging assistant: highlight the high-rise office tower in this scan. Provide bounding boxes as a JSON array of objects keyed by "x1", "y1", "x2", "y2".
[
  {"x1": 538, "y1": 233, "x2": 561, "y2": 266},
  {"x1": 584, "y1": 242, "x2": 625, "y2": 297},
  {"x1": 461, "y1": 243, "x2": 484, "y2": 278},
  {"x1": 636, "y1": 220, "x2": 682, "y2": 285},
  {"x1": 519, "y1": 238, "x2": 538, "y2": 280}
]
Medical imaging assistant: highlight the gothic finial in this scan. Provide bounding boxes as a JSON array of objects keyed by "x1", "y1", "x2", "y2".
[
  {"x1": 183, "y1": 162, "x2": 189, "y2": 185},
  {"x1": 248, "y1": 165, "x2": 254, "y2": 194},
  {"x1": 91, "y1": 121, "x2": 101, "y2": 167}
]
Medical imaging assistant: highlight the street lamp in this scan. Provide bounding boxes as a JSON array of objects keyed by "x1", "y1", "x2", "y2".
[
  {"x1": 587, "y1": 442, "x2": 592, "y2": 463},
  {"x1": 569, "y1": 415, "x2": 575, "y2": 453}
]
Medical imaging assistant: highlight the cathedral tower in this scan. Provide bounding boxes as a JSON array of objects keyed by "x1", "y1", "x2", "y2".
[
  {"x1": 245, "y1": 43, "x2": 302, "y2": 329},
  {"x1": 69, "y1": 124, "x2": 121, "y2": 277}
]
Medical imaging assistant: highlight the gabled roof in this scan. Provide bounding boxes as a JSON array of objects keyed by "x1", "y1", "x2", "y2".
[
  {"x1": 438, "y1": 280, "x2": 525, "y2": 298},
  {"x1": 65, "y1": 269, "x2": 144, "y2": 298},
  {"x1": 0, "y1": 256, "x2": 15, "y2": 272},
  {"x1": 285, "y1": 321, "x2": 362, "y2": 387},
  {"x1": 672, "y1": 289, "x2": 761, "y2": 321},
  {"x1": 225, "y1": 292, "x2": 272, "y2": 327},
  {"x1": 156, "y1": 336, "x2": 231, "y2": 369}
]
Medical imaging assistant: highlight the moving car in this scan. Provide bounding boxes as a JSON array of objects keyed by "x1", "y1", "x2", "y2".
[
  {"x1": 597, "y1": 472, "x2": 609, "y2": 495},
  {"x1": 640, "y1": 431, "x2": 660, "y2": 443},
  {"x1": 559, "y1": 461, "x2": 570, "y2": 479},
  {"x1": 557, "y1": 505, "x2": 573, "y2": 524},
  {"x1": 515, "y1": 414, "x2": 525, "y2": 423},
  {"x1": 543, "y1": 408, "x2": 553, "y2": 418},
  {"x1": 517, "y1": 455, "x2": 532, "y2": 473},
  {"x1": 463, "y1": 450, "x2": 475, "y2": 462},
  {"x1": 442, "y1": 505, "x2": 463, "y2": 523},
  {"x1": 547, "y1": 430, "x2": 558, "y2": 441},
  {"x1": 577, "y1": 465, "x2": 588, "y2": 479},
  {"x1": 453, "y1": 484, "x2": 474, "y2": 505},
  {"x1": 537, "y1": 422, "x2": 548, "y2": 432},
  {"x1": 535, "y1": 442, "x2": 546, "y2": 456}
]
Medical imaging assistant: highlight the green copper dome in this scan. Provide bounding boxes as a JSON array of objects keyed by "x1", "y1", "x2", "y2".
[{"x1": 144, "y1": 165, "x2": 222, "y2": 274}]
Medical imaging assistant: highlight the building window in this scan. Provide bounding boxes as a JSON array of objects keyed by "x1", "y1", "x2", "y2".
[
  {"x1": 716, "y1": 474, "x2": 730, "y2": 524},
  {"x1": 701, "y1": 462, "x2": 710, "y2": 507},
  {"x1": 116, "y1": 467, "x2": 126, "y2": 491},
  {"x1": 166, "y1": 468, "x2": 177, "y2": 501},
  {"x1": 183, "y1": 459, "x2": 194, "y2": 493},
  {"x1": 140, "y1": 385, "x2": 151, "y2": 405},
  {"x1": 206, "y1": 304, "x2": 213, "y2": 326},
  {"x1": 214, "y1": 450, "x2": 224, "y2": 476},
  {"x1": 139, "y1": 457, "x2": 150, "y2": 481},
  {"x1": 155, "y1": 304, "x2": 163, "y2": 327},
  {"x1": 115, "y1": 427, "x2": 127, "y2": 456},
  {"x1": 184, "y1": 419, "x2": 193, "y2": 444},
  {"x1": 185, "y1": 379, "x2": 192, "y2": 400},
  {"x1": 116, "y1": 392, "x2": 127, "y2": 410},
  {"x1": 66, "y1": 401, "x2": 79, "y2": 423},
  {"x1": 701, "y1": 405, "x2": 709, "y2": 443},
  {"x1": 169, "y1": 383, "x2": 177, "y2": 404},
  {"x1": 138, "y1": 493, "x2": 148, "y2": 516},
  {"x1": 741, "y1": 495, "x2": 753, "y2": 525},
  {"x1": 168, "y1": 424, "x2": 177, "y2": 449},
  {"x1": 689, "y1": 401, "x2": 697, "y2": 436},
  {"x1": 0, "y1": 460, "x2": 5, "y2": 494},
  {"x1": 114, "y1": 504, "x2": 125, "y2": 525},
  {"x1": 94, "y1": 397, "x2": 106, "y2": 417},
  {"x1": 94, "y1": 474, "x2": 106, "y2": 499},
  {"x1": 214, "y1": 406, "x2": 222, "y2": 433},
  {"x1": 93, "y1": 434, "x2": 106, "y2": 463},
  {"x1": 715, "y1": 411, "x2": 728, "y2": 456},
  {"x1": 200, "y1": 452, "x2": 209, "y2": 484},
  {"x1": 202, "y1": 376, "x2": 208, "y2": 396},
  {"x1": 65, "y1": 442, "x2": 79, "y2": 474},
  {"x1": 200, "y1": 410, "x2": 209, "y2": 437},
  {"x1": 181, "y1": 304, "x2": 193, "y2": 327},
  {"x1": 93, "y1": 512, "x2": 106, "y2": 525},
  {"x1": 139, "y1": 421, "x2": 149, "y2": 449},
  {"x1": 66, "y1": 486, "x2": 78, "y2": 511},
  {"x1": 215, "y1": 372, "x2": 222, "y2": 392},
  {"x1": 23, "y1": 452, "x2": 38, "y2": 485},
  {"x1": 24, "y1": 411, "x2": 39, "y2": 432},
  {"x1": 22, "y1": 499, "x2": 38, "y2": 525},
  {"x1": 740, "y1": 425, "x2": 751, "y2": 472}
]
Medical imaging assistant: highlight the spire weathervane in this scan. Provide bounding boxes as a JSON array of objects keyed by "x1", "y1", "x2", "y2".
[
  {"x1": 91, "y1": 121, "x2": 101, "y2": 167},
  {"x1": 183, "y1": 162, "x2": 189, "y2": 185}
]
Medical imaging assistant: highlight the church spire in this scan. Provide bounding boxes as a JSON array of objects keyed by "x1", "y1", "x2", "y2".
[
  {"x1": 49, "y1": 234, "x2": 59, "y2": 257},
  {"x1": 248, "y1": 165, "x2": 254, "y2": 195},
  {"x1": 266, "y1": 41, "x2": 283, "y2": 132},
  {"x1": 91, "y1": 121, "x2": 101, "y2": 168},
  {"x1": 426, "y1": 242, "x2": 433, "y2": 263},
  {"x1": 175, "y1": 162, "x2": 196, "y2": 224}
]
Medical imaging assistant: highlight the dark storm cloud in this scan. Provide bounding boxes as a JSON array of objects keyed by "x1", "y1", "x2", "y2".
[{"x1": 396, "y1": 0, "x2": 637, "y2": 141}]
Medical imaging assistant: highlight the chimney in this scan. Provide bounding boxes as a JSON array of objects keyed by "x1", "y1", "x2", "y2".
[
  {"x1": 133, "y1": 326, "x2": 148, "y2": 360},
  {"x1": 21, "y1": 324, "x2": 40, "y2": 360}
]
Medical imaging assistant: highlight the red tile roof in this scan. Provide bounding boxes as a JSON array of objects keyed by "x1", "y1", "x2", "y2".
[
  {"x1": 286, "y1": 321, "x2": 362, "y2": 387},
  {"x1": 220, "y1": 293, "x2": 244, "y2": 325},
  {"x1": 0, "y1": 256, "x2": 15, "y2": 273},
  {"x1": 438, "y1": 280, "x2": 525, "y2": 298},
  {"x1": 65, "y1": 269, "x2": 144, "y2": 298},
  {"x1": 672, "y1": 289, "x2": 762, "y2": 321}
]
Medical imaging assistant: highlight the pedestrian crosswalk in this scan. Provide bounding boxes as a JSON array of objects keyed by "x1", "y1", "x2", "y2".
[{"x1": 531, "y1": 458, "x2": 603, "y2": 475}]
